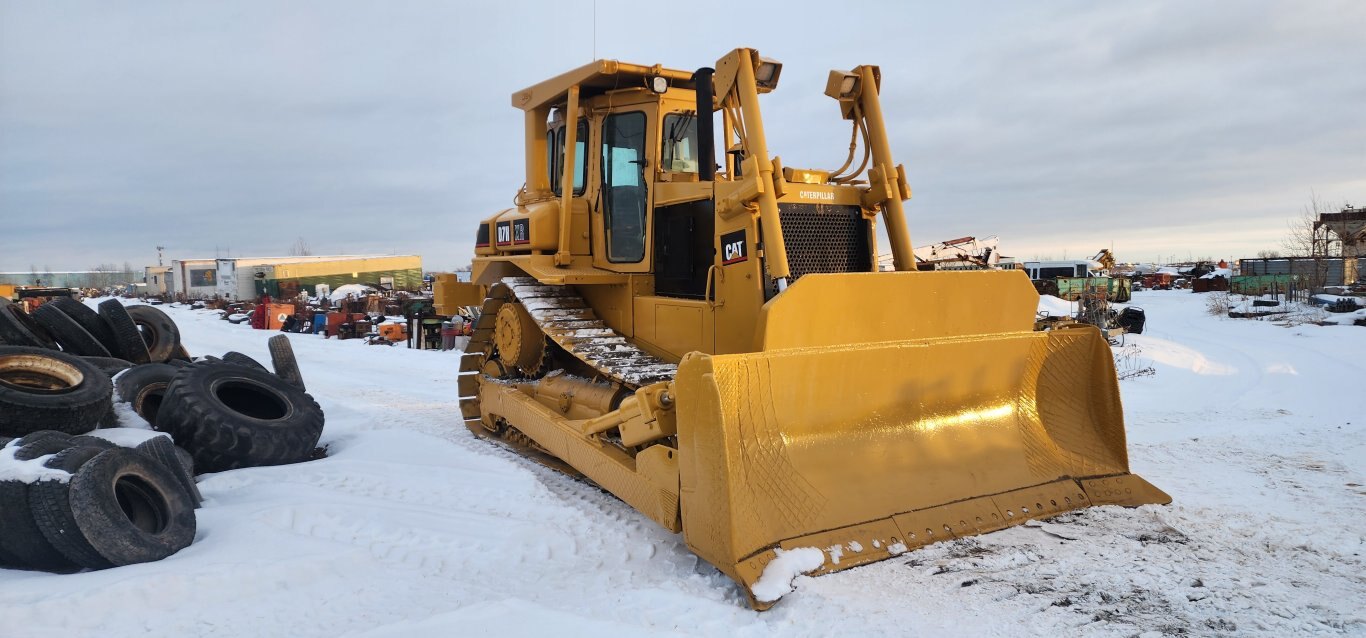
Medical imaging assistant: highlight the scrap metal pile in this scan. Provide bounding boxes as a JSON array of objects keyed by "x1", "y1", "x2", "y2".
[{"x1": 0, "y1": 297, "x2": 324, "y2": 572}]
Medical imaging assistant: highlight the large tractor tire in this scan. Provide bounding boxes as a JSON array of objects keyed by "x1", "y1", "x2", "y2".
[
  {"x1": 0, "y1": 347, "x2": 113, "y2": 437},
  {"x1": 156, "y1": 364, "x2": 324, "y2": 473},
  {"x1": 221, "y1": 351, "x2": 268, "y2": 372}
]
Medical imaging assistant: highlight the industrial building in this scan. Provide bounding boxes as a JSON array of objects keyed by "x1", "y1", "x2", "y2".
[
  {"x1": 0, "y1": 270, "x2": 141, "y2": 288},
  {"x1": 168, "y1": 255, "x2": 421, "y2": 300}
]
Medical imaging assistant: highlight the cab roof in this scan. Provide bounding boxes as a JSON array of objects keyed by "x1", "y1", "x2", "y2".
[{"x1": 511, "y1": 59, "x2": 696, "y2": 112}]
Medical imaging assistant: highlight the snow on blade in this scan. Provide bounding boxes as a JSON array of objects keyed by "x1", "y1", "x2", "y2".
[{"x1": 751, "y1": 547, "x2": 825, "y2": 603}]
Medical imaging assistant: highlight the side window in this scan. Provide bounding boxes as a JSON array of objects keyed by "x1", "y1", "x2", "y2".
[
  {"x1": 661, "y1": 113, "x2": 698, "y2": 173},
  {"x1": 548, "y1": 120, "x2": 587, "y2": 197},
  {"x1": 602, "y1": 112, "x2": 648, "y2": 263},
  {"x1": 571, "y1": 119, "x2": 586, "y2": 194},
  {"x1": 547, "y1": 126, "x2": 561, "y2": 195}
]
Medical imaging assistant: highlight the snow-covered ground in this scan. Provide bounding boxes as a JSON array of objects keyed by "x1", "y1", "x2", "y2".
[{"x1": 1, "y1": 291, "x2": 1362, "y2": 637}]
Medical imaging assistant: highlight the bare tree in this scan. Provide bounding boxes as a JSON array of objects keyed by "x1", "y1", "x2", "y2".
[
  {"x1": 1282, "y1": 193, "x2": 1342, "y2": 292},
  {"x1": 288, "y1": 237, "x2": 313, "y2": 256},
  {"x1": 89, "y1": 263, "x2": 120, "y2": 289},
  {"x1": 1256, "y1": 249, "x2": 1281, "y2": 259}
]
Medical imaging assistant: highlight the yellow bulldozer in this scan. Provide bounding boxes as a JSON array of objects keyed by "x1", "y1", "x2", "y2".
[{"x1": 439, "y1": 48, "x2": 1170, "y2": 608}]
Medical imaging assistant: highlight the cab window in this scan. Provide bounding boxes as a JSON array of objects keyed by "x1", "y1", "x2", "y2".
[
  {"x1": 661, "y1": 112, "x2": 699, "y2": 173},
  {"x1": 549, "y1": 119, "x2": 588, "y2": 197},
  {"x1": 602, "y1": 112, "x2": 648, "y2": 262}
]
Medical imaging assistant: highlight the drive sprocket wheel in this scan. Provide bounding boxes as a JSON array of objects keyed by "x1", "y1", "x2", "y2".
[{"x1": 492, "y1": 303, "x2": 550, "y2": 378}]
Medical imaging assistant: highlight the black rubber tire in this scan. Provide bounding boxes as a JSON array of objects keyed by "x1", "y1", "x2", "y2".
[
  {"x1": 114, "y1": 363, "x2": 178, "y2": 426},
  {"x1": 136, "y1": 436, "x2": 203, "y2": 508},
  {"x1": 48, "y1": 297, "x2": 119, "y2": 356},
  {"x1": 0, "y1": 302, "x2": 58, "y2": 350},
  {"x1": 173, "y1": 445, "x2": 195, "y2": 476},
  {"x1": 29, "y1": 446, "x2": 116, "y2": 569},
  {"x1": 156, "y1": 363, "x2": 324, "y2": 473},
  {"x1": 0, "y1": 437, "x2": 15, "y2": 567},
  {"x1": 67, "y1": 448, "x2": 196, "y2": 566},
  {"x1": 83, "y1": 356, "x2": 134, "y2": 378},
  {"x1": 0, "y1": 432, "x2": 79, "y2": 571},
  {"x1": 125, "y1": 306, "x2": 180, "y2": 363},
  {"x1": 267, "y1": 335, "x2": 305, "y2": 391},
  {"x1": 12, "y1": 433, "x2": 75, "y2": 460},
  {"x1": 0, "y1": 520, "x2": 22, "y2": 568},
  {"x1": 0, "y1": 478, "x2": 80, "y2": 572},
  {"x1": 96, "y1": 300, "x2": 151, "y2": 365},
  {"x1": 97, "y1": 405, "x2": 120, "y2": 429},
  {"x1": 67, "y1": 435, "x2": 119, "y2": 451},
  {"x1": 14, "y1": 429, "x2": 72, "y2": 446},
  {"x1": 32, "y1": 304, "x2": 112, "y2": 357},
  {"x1": 221, "y1": 351, "x2": 268, "y2": 372},
  {"x1": 0, "y1": 346, "x2": 113, "y2": 437}
]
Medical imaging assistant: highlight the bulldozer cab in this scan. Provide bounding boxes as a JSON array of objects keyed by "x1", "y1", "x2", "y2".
[
  {"x1": 493, "y1": 50, "x2": 909, "y2": 359},
  {"x1": 458, "y1": 48, "x2": 1169, "y2": 609}
]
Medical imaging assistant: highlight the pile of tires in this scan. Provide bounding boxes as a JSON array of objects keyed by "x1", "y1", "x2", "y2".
[
  {"x1": 1, "y1": 298, "x2": 323, "y2": 473},
  {"x1": 0, "y1": 300, "x2": 326, "y2": 573},
  {"x1": 117, "y1": 336, "x2": 323, "y2": 473},
  {"x1": 1, "y1": 297, "x2": 188, "y2": 367},
  {"x1": 0, "y1": 431, "x2": 198, "y2": 572}
]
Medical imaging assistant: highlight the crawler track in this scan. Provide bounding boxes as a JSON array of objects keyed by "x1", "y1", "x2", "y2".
[{"x1": 457, "y1": 276, "x2": 677, "y2": 434}]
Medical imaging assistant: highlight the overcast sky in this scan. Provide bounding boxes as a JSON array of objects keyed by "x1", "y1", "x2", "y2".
[{"x1": 2, "y1": 0, "x2": 1363, "y2": 271}]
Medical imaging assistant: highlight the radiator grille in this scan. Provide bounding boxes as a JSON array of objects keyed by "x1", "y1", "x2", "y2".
[{"x1": 774, "y1": 203, "x2": 872, "y2": 283}]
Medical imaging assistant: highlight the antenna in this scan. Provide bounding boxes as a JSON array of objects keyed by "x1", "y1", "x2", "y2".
[
  {"x1": 156, "y1": 245, "x2": 165, "y2": 267},
  {"x1": 592, "y1": 0, "x2": 597, "y2": 60}
]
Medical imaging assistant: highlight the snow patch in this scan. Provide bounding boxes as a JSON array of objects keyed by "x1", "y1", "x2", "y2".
[
  {"x1": 109, "y1": 401, "x2": 155, "y2": 430},
  {"x1": 328, "y1": 283, "x2": 377, "y2": 305},
  {"x1": 0, "y1": 439, "x2": 72, "y2": 484},
  {"x1": 1037, "y1": 294, "x2": 1074, "y2": 318},
  {"x1": 751, "y1": 547, "x2": 825, "y2": 603}
]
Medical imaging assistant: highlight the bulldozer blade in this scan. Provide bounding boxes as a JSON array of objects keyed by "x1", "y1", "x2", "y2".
[{"x1": 673, "y1": 325, "x2": 1170, "y2": 607}]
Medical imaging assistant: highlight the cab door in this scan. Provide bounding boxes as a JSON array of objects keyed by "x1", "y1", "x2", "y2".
[{"x1": 594, "y1": 108, "x2": 655, "y2": 273}]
